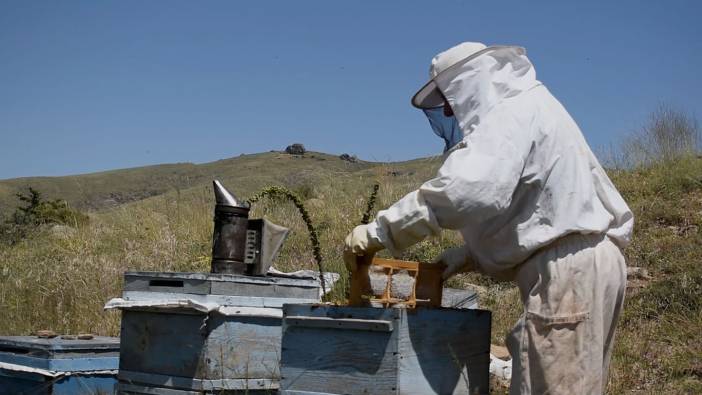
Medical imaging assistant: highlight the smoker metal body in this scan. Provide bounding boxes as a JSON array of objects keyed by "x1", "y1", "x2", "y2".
[
  {"x1": 113, "y1": 271, "x2": 320, "y2": 394},
  {"x1": 279, "y1": 305, "x2": 491, "y2": 395},
  {"x1": 211, "y1": 204, "x2": 251, "y2": 274},
  {"x1": 0, "y1": 336, "x2": 119, "y2": 395},
  {"x1": 210, "y1": 180, "x2": 289, "y2": 276}
]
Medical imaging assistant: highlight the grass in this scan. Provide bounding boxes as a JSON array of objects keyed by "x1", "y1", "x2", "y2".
[
  {"x1": 0, "y1": 151, "x2": 374, "y2": 213},
  {"x1": 0, "y1": 151, "x2": 701, "y2": 393},
  {"x1": 606, "y1": 155, "x2": 702, "y2": 393}
]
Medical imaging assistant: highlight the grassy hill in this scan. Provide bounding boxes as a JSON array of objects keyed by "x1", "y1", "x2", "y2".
[
  {"x1": 0, "y1": 151, "x2": 700, "y2": 393},
  {"x1": 0, "y1": 151, "x2": 379, "y2": 214}
]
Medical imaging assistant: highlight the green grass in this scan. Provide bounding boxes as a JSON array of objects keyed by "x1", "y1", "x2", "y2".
[{"x1": 0, "y1": 152, "x2": 700, "y2": 393}]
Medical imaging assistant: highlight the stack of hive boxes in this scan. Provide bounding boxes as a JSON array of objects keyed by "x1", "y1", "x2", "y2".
[{"x1": 109, "y1": 270, "x2": 320, "y2": 394}]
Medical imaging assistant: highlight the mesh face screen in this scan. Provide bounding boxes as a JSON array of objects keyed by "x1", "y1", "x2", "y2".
[{"x1": 423, "y1": 106, "x2": 462, "y2": 152}]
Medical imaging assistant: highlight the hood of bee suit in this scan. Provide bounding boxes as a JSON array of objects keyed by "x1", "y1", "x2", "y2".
[{"x1": 413, "y1": 43, "x2": 541, "y2": 151}]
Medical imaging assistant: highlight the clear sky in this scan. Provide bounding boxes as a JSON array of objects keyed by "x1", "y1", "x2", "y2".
[{"x1": 1, "y1": 1, "x2": 700, "y2": 179}]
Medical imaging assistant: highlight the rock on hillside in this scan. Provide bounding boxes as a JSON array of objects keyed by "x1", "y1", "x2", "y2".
[{"x1": 285, "y1": 144, "x2": 306, "y2": 155}]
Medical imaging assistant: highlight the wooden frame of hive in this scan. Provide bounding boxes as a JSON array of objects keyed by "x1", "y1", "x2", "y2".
[{"x1": 349, "y1": 257, "x2": 445, "y2": 308}]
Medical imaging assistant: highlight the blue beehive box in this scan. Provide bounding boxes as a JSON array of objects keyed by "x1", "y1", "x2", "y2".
[
  {"x1": 0, "y1": 335, "x2": 119, "y2": 395},
  {"x1": 109, "y1": 271, "x2": 322, "y2": 394},
  {"x1": 280, "y1": 304, "x2": 491, "y2": 395}
]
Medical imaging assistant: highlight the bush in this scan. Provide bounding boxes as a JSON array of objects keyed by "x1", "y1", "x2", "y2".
[
  {"x1": 1, "y1": 187, "x2": 88, "y2": 245},
  {"x1": 607, "y1": 105, "x2": 700, "y2": 168}
]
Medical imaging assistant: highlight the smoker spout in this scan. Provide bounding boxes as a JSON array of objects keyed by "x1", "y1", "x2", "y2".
[{"x1": 213, "y1": 180, "x2": 248, "y2": 208}]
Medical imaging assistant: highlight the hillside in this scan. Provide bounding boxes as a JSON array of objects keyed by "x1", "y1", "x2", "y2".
[
  {"x1": 0, "y1": 151, "x2": 380, "y2": 214},
  {"x1": 0, "y1": 152, "x2": 700, "y2": 393}
]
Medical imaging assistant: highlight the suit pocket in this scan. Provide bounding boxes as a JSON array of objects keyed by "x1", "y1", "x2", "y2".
[{"x1": 523, "y1": 295, "x2": 591, "y2": 393}]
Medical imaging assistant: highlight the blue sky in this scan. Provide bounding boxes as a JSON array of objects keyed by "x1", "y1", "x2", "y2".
[{"x1": 1, "y1": 1, "x2": 700, "y2": 179}]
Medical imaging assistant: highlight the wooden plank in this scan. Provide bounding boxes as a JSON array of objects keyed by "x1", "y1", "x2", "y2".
[
  {"x1": 0, "y1": 337, "x2": 120, "y2": 374},
  {"x1": 285, "y1": 316, "x2": 393, "y2": 332},
  {"x1": 415, "y1": 263, "x2": 444, "y2": 308},
  {"x1": 348, "y1": 260, "x2": 372, "y2": 306},
  {"x1": 0, "y1": 336, "x2": 119, "y2": 353},
  {"x1": 217, "y1": 306, "x2": 283, "y2": 319},
  {"x1": 283, "y1": 304, "x2": 401, "y2": 322},
  {"x1": 397, "y1": 309, "x2": 491, "y2": 395},
  {"x1": 0, "y1": 369, "x2": 117, "y2": 395},
  {"x1": 124, "y1": 275, "x2": 211, "y2": 295},
  {"x1": 0, "y1": 353, "x2": 119, "y2": 372},
  {"x1": 202, "y1": 314, "x2": 282, "y2": 380},
  {"x1": 372, "y1": 258, "x2": 420, "y2": 271},
  {"x1": 125, "y1": 272, "x2": 211, "y2": 280},
  {"x1": 441, "y1": 288, "x2": 479, "y2": 309},
  {"x1": 281, "y1": 326, "x2": 398, "y2": 394},
  {"x1": 121, "y1": 291, "x2": 317, "y2": 308},
  {"x1": 120, "y1": 310, "x2": 284, "y2": 381},
  {"x1": 279, "y1": 305, "x2": 491, "y2": 395},
  {"x1": 0, "y1": 368, "x2": 50, "y2": 395},
  {"x1": 281, "y1": 305, "x2": 399, "y2": 395},
  {"x1": 211, "y1": 280, "x2": 319, "y2": 300},
  {"x1": 51, "y1": 375, "x2": 118, "y2": 395},
  {"x1": 124, "y1": 271, "x2": 319, "y2": 299},
  {"x1": 118, "y1": 370, "x2": 279, "y2": 391},
  {"x1": 118, "y1": 382, "x2": 201, "y2": 395},
  {"x1": 119, "y1": 311, "x2": 208, "y2": 378},
  {"x1": 208, "y1": 273, "x2": 319, "y2": 289}
]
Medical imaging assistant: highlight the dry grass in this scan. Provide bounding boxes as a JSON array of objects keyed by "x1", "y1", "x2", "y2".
[
  {"x1": 1, "y1": 151, "x2": 701, "y2": 393},
  {"x1": 0, "y1": 155, "x2": 445, "y2": 335}
]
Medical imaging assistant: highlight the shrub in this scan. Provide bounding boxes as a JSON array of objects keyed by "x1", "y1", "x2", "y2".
[
  {"x1": 1, "y1": 187, "x2": 88, "y2": 245},
  {"x1": 608, "y1": 105, "x2": 700, "y2": 168}
]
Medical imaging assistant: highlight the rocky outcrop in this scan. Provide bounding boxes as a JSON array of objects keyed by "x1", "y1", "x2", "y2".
[
  {"x1": 339, "y1": 153, "x2": 358, "y2": 163},
  {"x1": 285, "y1": 144, "x2": 306, "y2": 155}
]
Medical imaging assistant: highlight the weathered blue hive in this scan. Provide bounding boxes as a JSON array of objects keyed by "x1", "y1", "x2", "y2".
[
  {"x1": 279, "y1": 304, "x2": 491, "y2": 395},
  {"x1": 0, "y1": 335, "x2": 119, "y2": 395},
  {"x1": 109, "y1": 271, "x2": 321, "y2": 394}
]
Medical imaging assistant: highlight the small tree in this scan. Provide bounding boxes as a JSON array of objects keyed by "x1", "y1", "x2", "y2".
[
  {"x1": 12, "y1": 187, "x2": 43, "y2": 225},
  {"x1": 9, "y1": 187, "x2": 88, "y2": 228}
]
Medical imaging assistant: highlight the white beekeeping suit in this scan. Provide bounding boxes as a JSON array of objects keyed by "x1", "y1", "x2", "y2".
[{"x1": 344, "y1": 42, "x2": 633, "y2": 394}]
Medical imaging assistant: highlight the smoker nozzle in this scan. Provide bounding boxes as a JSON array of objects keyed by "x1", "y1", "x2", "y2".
[{"x1": 213, "y1": 180, "x2": 249, "y2": 208}]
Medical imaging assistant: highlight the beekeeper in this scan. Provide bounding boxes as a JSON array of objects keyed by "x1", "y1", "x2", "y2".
[{"x1": 344, "y1": 42, "x2": 633, "y2": 394}]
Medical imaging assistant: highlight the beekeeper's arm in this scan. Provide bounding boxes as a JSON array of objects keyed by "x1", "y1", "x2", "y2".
[{"x1": 348, "y1": 116, "x2": 530, "y2": 274}]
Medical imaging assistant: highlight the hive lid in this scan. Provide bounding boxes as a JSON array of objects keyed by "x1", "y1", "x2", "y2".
[
  {"x1": 124, "y1": 271, "x2": 321, "y2": 288},
  {"x1": 0, "y1": 336, "x2": 119, "y2": 352}
]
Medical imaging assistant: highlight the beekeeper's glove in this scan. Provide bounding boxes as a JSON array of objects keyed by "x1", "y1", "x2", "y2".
[
  {"x1": 434, "y1": 246, "x2": 475, "y2": 279},
  {"x1": 343, "y1": 224, "x2": 384, "y2": 272}
]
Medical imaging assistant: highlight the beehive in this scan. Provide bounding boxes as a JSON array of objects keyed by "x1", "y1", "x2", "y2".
[
  {"x1": 279, "y1": 304, "x2": 491, "y2": 395},
  {"x1": 0, "y1": 335, "x2": 119, "y2": 395},
  {"x1": 110, "y1": 271, "x2": 321, "y2": 394}
]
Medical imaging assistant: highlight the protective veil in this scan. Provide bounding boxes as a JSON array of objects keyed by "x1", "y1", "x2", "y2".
[
  {"x1": 366, "y1": 45, "x2": 634, "y2": 394},
  {"x1": 423, "y1": 107, "x2": 463, "y2": 153}
]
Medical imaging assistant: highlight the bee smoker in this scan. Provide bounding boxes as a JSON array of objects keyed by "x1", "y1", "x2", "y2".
[{"x1": 210, "y1": 180, "x2": 289, "y2": 275}]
